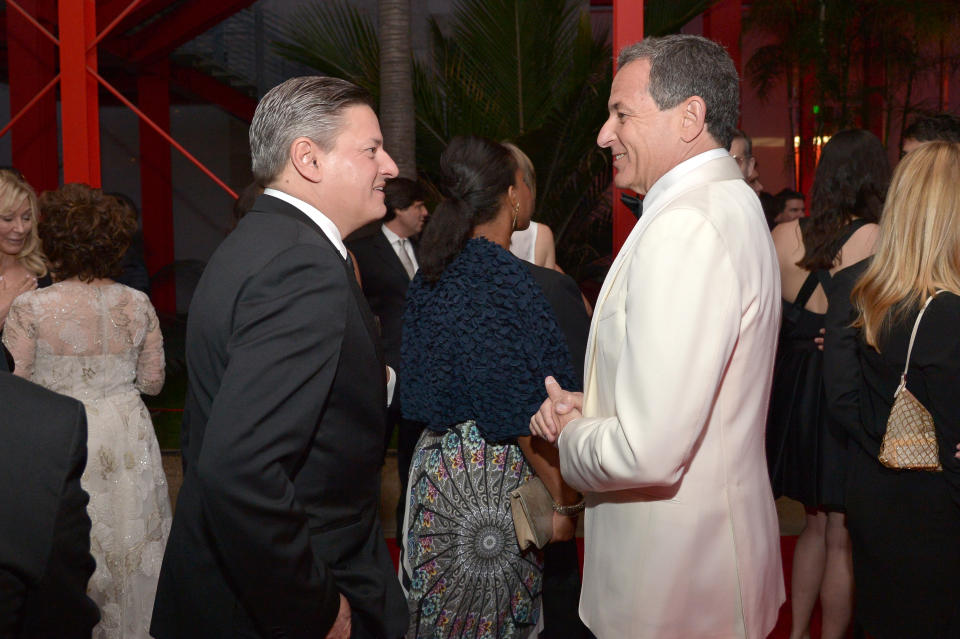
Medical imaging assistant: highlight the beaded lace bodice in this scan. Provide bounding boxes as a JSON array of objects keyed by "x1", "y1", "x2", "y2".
[
  {"x1": 3, "y1": 280, "x2": 170, "y2": 639},
  {"x1": 2, "y1": 281, "x2": 164, "y2": 400}
]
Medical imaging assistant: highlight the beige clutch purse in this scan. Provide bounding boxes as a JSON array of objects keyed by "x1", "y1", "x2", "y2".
[
  {"x1": 877, "y1": 292, "x2": 943, "y2": 472},
  {"x1": 509, "y1": 477, "x2": 554, "y2": 551}
]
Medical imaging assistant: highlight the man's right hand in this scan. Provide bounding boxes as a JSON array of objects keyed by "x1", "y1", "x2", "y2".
[{"x1": 324, "y1": 594, "x2": 351, "y2": 639}]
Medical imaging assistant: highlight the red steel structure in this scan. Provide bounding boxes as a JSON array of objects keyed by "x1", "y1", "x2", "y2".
[
  {"x1": 2, "y1": 0, "x2": 255, "y2": 313},
  {"x1": 610, "y1": 0, "x2": 644, "y2": 253},
  {"x1": 610, "y1": 0, "x2": 742, "y2": 252}
]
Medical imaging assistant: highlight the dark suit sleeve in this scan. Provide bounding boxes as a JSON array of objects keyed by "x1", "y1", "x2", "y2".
[
  {"x1": 823, "y1": 260, "x2": 874, "y2": 455},
  {"x1": 527, "y1": 265, "x2": 591, "y2": 385},
  {"x1": 0, "y1": 569, "x2": 26, "y2": 638},
  {"x1": 18, "y1": 402, "x2": 99, "y2": 639},
  {"x1": 193, "y1": 245, "x2": 346, "y2": 636}
]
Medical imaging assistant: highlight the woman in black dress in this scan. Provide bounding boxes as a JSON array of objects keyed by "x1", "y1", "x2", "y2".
[
  {"x1": 825, "y1": 141, "x2": 960, "y2": 638},
  {"x1": 766, "y1": 129, "x2": 890, "y2": 639}
]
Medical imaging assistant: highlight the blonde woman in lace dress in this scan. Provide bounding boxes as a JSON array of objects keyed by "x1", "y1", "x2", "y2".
[{"x1": 2, "y1": 183, "x2": 171, "y2": 639}]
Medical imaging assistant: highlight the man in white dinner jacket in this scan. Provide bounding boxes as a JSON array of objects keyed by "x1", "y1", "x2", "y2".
[{"x1": 530, "y1": 35, "x2": 785, "y2": 638}]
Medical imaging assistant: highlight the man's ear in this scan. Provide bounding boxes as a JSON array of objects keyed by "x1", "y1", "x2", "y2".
[
  {"x1": 291, "y1": 137, "x2": 322, "y2": 183},
  {"x1": 678, "y1": 96, "x2": 707, "y2": 143}
]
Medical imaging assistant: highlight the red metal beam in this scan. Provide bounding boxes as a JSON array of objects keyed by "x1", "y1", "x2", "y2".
[
  {"x1": 95, "y1": 0, "x2": 174, "y2": 36},
  {"x1": 702, "y1": 0, "x2": 742, "y2": 76},
  {"x1": 119, "y1": 0, "x2": 258, "y2": 64},
  {"x1": 59, "y1": 0, "x2": 100, "y2": 186},
  {"x1": 611, "y1": 0, "x2": 644, "y2": 254},
  {"x1": 89, "y1": 0, "x2": 146, "y2": 50},
  {"x1": 0, "y1": 73, "x2": 60, "y2": 140},
  {"x1": 5, "y1": 0, "x2": 59, "y2": 192},
  {"x1": 90, "y1": 66, "x2": 238, "y2": 199},
  {"x1": 170, "y1": 65, "x2": 257, "y2": 123},
  {"x1": 139, "y1": 59, "x2": 176, "y2": 314}
]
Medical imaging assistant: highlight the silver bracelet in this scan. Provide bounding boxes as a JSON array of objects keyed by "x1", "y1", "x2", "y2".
[{"x1": 552, "y1": 500, "x2": 585, "y2": 516}]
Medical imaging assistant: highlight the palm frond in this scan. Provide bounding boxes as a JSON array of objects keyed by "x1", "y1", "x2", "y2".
[{"x1": 272, "y1": 2, "x2": 380, "y2": 100}]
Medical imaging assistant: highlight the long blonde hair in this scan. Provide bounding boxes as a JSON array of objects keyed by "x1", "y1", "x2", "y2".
[
  {"x1": 0, "y1": 169, "x2": 48, "y2": 277},
  {"x1": 852, "y1": 142, "x2": 960, "y2": 349}
]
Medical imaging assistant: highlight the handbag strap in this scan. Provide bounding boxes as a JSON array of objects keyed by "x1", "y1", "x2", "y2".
[{"x1": 897, "y1": 290, "x2": 945, "y2": 392}]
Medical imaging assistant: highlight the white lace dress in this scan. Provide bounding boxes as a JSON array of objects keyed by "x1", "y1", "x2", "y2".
[{"x1": 3, "y1": 281, "x2": 172, "y2": 639}]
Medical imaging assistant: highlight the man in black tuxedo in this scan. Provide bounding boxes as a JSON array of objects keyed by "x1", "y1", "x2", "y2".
[
  {"x1": 0, "y1": 354, "x2": 99, "y2": 639},
  {"x1": 151, "y1": 77, "x2": 407, "y2": 639},
  {"x1": 346, "y1": 177, "x2": 427, "y2": 540}
]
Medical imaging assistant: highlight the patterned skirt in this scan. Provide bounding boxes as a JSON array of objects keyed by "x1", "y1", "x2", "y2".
[{"x1": 401, "y1": 421, "x2": 543, "y2": 639}]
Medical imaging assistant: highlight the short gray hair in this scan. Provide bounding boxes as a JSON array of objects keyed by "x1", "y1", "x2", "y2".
[
  {"x1": 618, "y1": 35, "x2": 739, "y2": 149},
  {"x1": 249, "y1": 76, "x2": 374, "y2": 183}
]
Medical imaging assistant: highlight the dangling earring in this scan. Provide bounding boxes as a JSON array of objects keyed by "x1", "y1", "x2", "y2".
[{"x1": 512, "y1": 200, "x2": 520, "y2": 231}]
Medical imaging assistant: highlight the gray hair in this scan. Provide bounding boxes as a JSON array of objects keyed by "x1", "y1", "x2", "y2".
[
  {"x1": 502, "y1": 142, "x2": 536, "y2": 201},
  {"x1": 730, "y1": 128, "x2": 753, "y2": 155},
  {"x1": 618, "y1": 35, "x2": 739, "y2": 149},
  {"x1": 249, "y1": 76, "x2": 374, "y2": 183}
]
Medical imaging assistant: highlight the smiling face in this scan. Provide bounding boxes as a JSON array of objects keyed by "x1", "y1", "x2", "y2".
[
  {"x1": 597, "y1": 59, "x2": 682, "y2": 195},
  {"x1": 0, "y1": 196, "x2": 33, "y2": 257},
  {"x1": 314, "y1": 104, "x2": 399, "y2": 235}
]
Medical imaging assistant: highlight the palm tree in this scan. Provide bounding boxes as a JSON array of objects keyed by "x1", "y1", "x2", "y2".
[
  {"x1": 379, "y1": 0, "x2": 416, "y2": 178},
  {"x1": 745, "y1": 0, "x2": 960, "y2": 156},
  {"x1": 276, "y1": 0, "x2": 717, "y2": 276}
]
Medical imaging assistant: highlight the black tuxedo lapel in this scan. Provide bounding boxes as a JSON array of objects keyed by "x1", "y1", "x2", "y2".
[
  {"x1": 372, "y1": 230, "x2": 411, "y2": 283},
  {"x1": 343, "y1": 256, "x2": 385, "y2": 366}
]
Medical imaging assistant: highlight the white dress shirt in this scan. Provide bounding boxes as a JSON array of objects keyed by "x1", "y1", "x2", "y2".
[{"x1": 380, "y1": 224, "x2": 418, "y2": 274}]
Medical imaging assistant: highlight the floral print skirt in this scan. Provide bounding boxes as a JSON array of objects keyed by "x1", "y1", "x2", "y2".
[{"x1": 401, "y1": 421, "x2": 543, "y2": 639}]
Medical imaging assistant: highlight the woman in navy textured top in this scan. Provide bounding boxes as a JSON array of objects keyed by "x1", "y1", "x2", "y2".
[{"x1": 398, "y1": 136, "x2": 584, "y2": 639}]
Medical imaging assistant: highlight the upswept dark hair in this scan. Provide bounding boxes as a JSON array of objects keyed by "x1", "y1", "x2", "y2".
[
  {"x1": 39, "y1": 183, "x2": 137, "y2": 282},
  {"x1": 903, "y1": 113, "x2": 960, "y2": 144},
  {"x1": 383, "y1": 177, "x2": 427, "y2": 222},
  {"x1": 798, "y1": 129, "x2": 890, "y2": 271},
  {"x1": 619, "y1": 35, "x2": 740, "y2": 149},
  {"x1": 418, "y1": 136, "x2": 517, "y2": 282}
]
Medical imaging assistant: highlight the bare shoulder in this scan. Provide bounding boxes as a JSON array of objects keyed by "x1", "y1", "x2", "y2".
[
  {"x1": 771, "y1": 219, "x2": 803, "y2": 260},
  {"x1": 533, "y1": 223, "x2": 556, "y2": 269},
  {"x1": 836, "y1": 222, "x2": 879, "y2": 270}
]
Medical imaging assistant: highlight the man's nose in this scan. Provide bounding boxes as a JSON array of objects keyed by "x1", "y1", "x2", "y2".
[
  {"x1": 381, "y1": 151, "x2": 399, "y2": 179},
  {"x1": 597, "y1": 120, "x2": 616, "y2": 148}
]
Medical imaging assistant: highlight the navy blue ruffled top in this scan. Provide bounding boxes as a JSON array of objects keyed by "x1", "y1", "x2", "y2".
[{"x1": 399, "y1": 238, "x2": 578, "y2": 442}]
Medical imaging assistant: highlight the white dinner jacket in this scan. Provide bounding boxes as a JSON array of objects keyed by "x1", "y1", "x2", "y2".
[{"x1": 559, "y1": 153, "x2": 785, "y2": 638}]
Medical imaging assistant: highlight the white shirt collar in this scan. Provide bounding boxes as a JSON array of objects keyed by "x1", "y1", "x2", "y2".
[
  {"x1": 380, "y1": 223, "x2": 403, "y2": 245},
  {"x1": 381, "y1": 224, "x2": 418, "y2": 269},
  {"x1": 642, "y1": 148, "x2": 730, "y2": 214},
  {"x1": 263, "y1": 188, "x2": 347, "y2": 259}
]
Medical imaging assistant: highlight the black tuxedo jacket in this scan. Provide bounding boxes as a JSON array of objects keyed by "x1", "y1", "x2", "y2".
[
  {"x1": 347, "y1": 229, "x2": 413, "y2": 369},
  {"x1": 525, "y1": 263, "x2": 590, "y2": 379},
  {"x1": 151, "y1": 194, "x2": 407, "y2": 639},
  {"x1": 0, "y1": 371, "x2": 99, "y2": 639}
]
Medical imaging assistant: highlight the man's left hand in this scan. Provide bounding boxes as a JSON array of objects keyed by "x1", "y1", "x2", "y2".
[{"x1": 530, "y1": 376, "x2": 582, "y2": 444}]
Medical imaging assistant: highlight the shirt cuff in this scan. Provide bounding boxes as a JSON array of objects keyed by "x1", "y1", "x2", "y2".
[{"x1": 386, "y1": 366, "x2": 396, "y2": 406}]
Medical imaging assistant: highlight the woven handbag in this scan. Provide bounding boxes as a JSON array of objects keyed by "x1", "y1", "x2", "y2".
[{"x1": 877, "y1": 292, "x2": 943, "y2": 471}]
